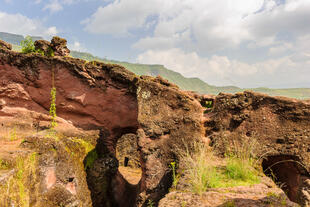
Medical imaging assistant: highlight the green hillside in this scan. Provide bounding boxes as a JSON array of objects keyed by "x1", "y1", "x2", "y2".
[
  {"x1": 70, "y1": 51, "x2": 240, "y2": 94},
  {"x1": 70, "y1": 51, "x2": 310, "y2": 99},
  {"x1": 0, "y1": 32, "x2": 41, "y2": 45},
  {"x1": 1, "y1": 32, "x2": 310, "y2": 99}
]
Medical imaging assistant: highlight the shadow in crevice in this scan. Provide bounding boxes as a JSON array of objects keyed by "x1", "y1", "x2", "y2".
[
  {"x1": 83, "y1": 127, "x2": 176, "y2": 207},
  {"x1": 84, "y1": 127, "x2": 142, "y2": 207},
  {"x1": 262, "y1": 155, "x2": 310, "y2": 204},
  {"x1": 140, "y1": 170, "x2": 173, "y2": 207}
]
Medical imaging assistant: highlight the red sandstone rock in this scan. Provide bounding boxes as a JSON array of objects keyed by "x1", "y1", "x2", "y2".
[
  {"x1": 0, "y1": 48, "x2": 203, "y2": 207},
  {"x1": 1, "y1": 42, "x2": 310, "y2": 207}
]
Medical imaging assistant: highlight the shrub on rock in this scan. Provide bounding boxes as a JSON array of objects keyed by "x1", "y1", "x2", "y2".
[{"x1": 20, "y1": 36, "x2": 36, "y2": 54}]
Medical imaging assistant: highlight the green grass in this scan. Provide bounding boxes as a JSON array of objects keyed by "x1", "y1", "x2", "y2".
[
  {"x1": 84, "y1": 149, "x2": 98, "y2": 170},
  {"x1": 225, "y1": 156, "x2": 260, "y2": 184},
  {"x1": 178, "y1": 140, "x2": 260, "y2": 195},
  {"x1": 15, "y1": 157, "x2": 27, "y2": 206},
  {"x1": 147, "y1": 199, "x2": 154, "y2": 207}
]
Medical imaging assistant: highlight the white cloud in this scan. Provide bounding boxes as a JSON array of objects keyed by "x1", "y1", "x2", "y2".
[
  {"x1": 84, "y1": 0, "x2": 310, "y2": 51},
  {"x1": 83, "y1": 0, "x2": 310, "y2": 88},
  {"x1": 68, "y1": 41, "x2": 87, "y2": 52},
  {"x1": 133, "y1": 29, "x2": 192, "y2": 50},
  {"x1": 137, "y1": 48, "x2": 259, "y2": 86},
  {"x1": 83, "y1": 0, "x2": 162, "y2": 35},
  {"x1": 83, "y1": 0, "x2": 264, "y2": 49},
  {"x1": 268, "y1": 43, "x2": 293, "y2": 56},
  {"x1": 137, "y1": 48, "x2": 309, "y2": 88},
  {"x1": 245, "y1": 0, "x2": 310, "y2": 47},
  {"x1": 43, "y1": 0, "x2": 63, "y2": 13},
  {"x1": 0, "y1": 11, "x2": 57, "y2": 38},
  {"x1": 41, "y1": 0, "x2": 91, "y2": 13},
  {"x1": 45, "y1": 26, "x2": 58, "y2": 36}
]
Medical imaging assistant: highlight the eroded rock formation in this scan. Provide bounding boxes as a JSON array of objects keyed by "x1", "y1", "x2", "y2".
[
  {"x1": 51, "y1": 36, "x2": 70, "y2": 57},
  {"x1": 0, "y1": 41, "x2": 203, "y2": 207},
  {"x1": 202, "y1": 91, "x2": 310, "y2": 206},
  {"x1": 1, "y1": 37, "x2": 310, "y2": 207},
  {"x1": 34, "y1": 40, "x2": 52, "y2": 56}
]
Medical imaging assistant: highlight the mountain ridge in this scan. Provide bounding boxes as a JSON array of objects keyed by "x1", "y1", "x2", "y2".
[{"x1": 1, "y1": 31, "x2": 309, "y2": 99}]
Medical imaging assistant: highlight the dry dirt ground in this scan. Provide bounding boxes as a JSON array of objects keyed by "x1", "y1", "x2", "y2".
[{"x1": 159, "y1": 177, "x2": 299, "y2": 207}]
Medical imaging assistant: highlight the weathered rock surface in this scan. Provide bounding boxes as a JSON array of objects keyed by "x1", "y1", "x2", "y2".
[
  {"x1": 0, "y1": 43, "x2": 203, "y2": 207},
  {"x1": 34, "y1": 39, "x2": 52, "y2": 56},
  {"x1": 202, "y1": 91, "x2": 310, "y2": 206},
  {"x1": 51, "y1": 36, "x2": 70, "y2": 56},
  {"x1": 116, "y1": 133, "x2": 140, "y2": 168},
  {"x1": 0, "y1": 40, "x2": 12, "y2": 50},
  {"x1": 0, "y1": 130, "x2": 97, "y2": 207},
  {"x1": 159, "y1": 177, "x2": 299, "y2": 207}
]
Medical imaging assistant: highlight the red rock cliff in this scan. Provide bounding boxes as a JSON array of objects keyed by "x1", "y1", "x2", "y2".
[{"x1": 0, "y1": 45, "x2": 204, "y2": 207}]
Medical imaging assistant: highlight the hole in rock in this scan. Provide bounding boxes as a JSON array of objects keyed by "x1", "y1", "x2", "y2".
[
  {"x1": 116, "y1": 133, "x2": 142, "y2": 185},
  {"x1": 262, "y1": 155, "x2": 309, "y2": 203},
  {"x1": 124, "y1": 157, "x2": 129, "y2": 167}
]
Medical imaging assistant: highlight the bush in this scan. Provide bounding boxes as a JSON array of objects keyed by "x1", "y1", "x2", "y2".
[{"x1": 20, "y1": 36, "x2": 36, "y2": 54}]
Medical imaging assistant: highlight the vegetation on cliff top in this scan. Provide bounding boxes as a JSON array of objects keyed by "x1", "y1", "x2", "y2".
[{"x1": 20, "y1": 36, "x2": 36, "y2": 54}]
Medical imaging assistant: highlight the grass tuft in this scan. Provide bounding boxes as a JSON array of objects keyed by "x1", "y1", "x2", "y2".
[
  {"x1": 178, "y1": 138, "x2": 261, "y2": 195},
  {"x1": 225, "y1": 156, "x2": 260, "y2": 183},
  {"x1": 84, "y1": 149, "x2": 98, "y2": 170}
]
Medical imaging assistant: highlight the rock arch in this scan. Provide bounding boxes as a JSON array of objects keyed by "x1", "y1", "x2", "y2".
[{"x1": 0, "y1": 46, "x2": 204, "y2": 206}]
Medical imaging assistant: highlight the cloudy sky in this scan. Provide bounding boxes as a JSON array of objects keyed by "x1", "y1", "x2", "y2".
[{"x1": 1, "y1": 0, "x2": 310, "y2": 88}]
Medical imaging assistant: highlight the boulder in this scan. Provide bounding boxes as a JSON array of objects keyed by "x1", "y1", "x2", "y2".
[
  {"x1": 0, "y1": 40, "x2": 12, "y2": 50},
  {"x1": 34, "y1": 40, "x2": 52, "y2": 56},
  {"x1": 51, "y1": 36, "x2": 70, "y2": 56}
]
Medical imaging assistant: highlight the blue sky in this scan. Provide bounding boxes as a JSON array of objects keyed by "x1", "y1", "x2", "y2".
[{"x1": 1, "y1": 0, "x2": 310, "y2": 88}]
